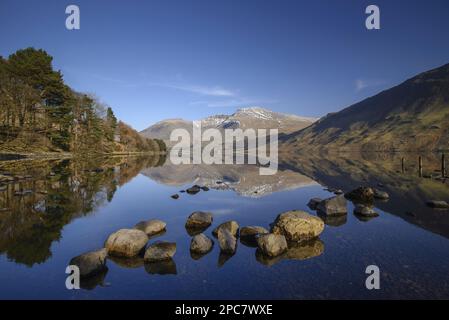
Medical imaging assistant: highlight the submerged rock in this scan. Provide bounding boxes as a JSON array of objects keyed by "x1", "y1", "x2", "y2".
[
  {"x1": 69, "y1": 248, "x2": 108, "y2": 278},
  {"x1": 316, "y1": 195, "x2": 347, "y2": 216},
  {"x1": 307, "y1": 198, "x2": 322, "y2": 210},
  {"x1": 108, "y1": 255, "x2": 144, "y2": 269},
  {"x1": 345, "y1": 187, "x2": 374, "y2": 203},
  {"x1": 190, "y1": 233, "x2": 214, "y2": 254},
  {"x1": 373, "y1": 189, "x2": 389, "y2": 200},
  {"x1": 271, "y1": 210, "x2": 324, "y2": 241},
  {"x1": 256, "y1": 233, "x2": 288, "y2": 257},
  {"x1": 426, "y1": 200, "x2": 449, "y2": 209},
  {"x1": 353, "y1": 204, "x2": 379, "y2": 217},
  {"x1": 105, "y1": 229, "x2": 148, "y2": 257},
  {"x1": 200, "y1": 186, "x2": 210, "y2": 191},
  {"x1": 217, "y1": 228, "x2": 237, "y2": 254},
  {"x1": 144, "y1": 241, "x2": 177, "y2": 262},
  {"x1": 285, "y1": 239, "x2": 325, "y2": 261},
  {"x1": 186, "y1": 185, "x2": 201, "y2": 195},
  {"x1": 171, "y1": 194, "x2": 179, "y2": 199},
  {"x1": 134, "y1": 219, "x2": 166, "y2": 236},
  {"x1": 80, "y1": 268, "x2": 109, "y2": 290},
  {"x1": 212, "y1": 220, "x2": 239, "y2": 238},
  {"x1": 185, "y1": 211, "x2": 213, "y2": 229},
  {"x1": 145, "y1": 259, "x2": 177, "y2": 275},
  {"x1": 317, "y1": 212, "x2": 347, "y2": 227}
]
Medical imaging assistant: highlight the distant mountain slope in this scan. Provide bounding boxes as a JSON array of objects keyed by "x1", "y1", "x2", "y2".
[
  {"x1": 281, "y1": 63, "x2": 449, "y2": 152},
  {"x1": 140, "y1": 107, "x2": 317, "y2": 146}
]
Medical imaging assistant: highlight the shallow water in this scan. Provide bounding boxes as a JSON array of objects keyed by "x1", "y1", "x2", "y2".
[{"x1": 1, "y1": 154, "x2": 449, "y2": 299}]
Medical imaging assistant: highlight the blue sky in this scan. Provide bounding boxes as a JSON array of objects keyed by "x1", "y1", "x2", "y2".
[{"x1": 1, "y1": 0, "x2": 449, "y2": 131}]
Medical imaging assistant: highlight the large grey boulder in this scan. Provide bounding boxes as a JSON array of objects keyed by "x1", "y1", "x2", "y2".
[
  {"x1": 105, "y1": 229, "x2": 148, "y2": 257},
  {"x1": 69, "y1": 248, "x2": 107, "y2": 278},
  {"x1": 144, "y1": 241, "x2": 177, "y2": 262},
  {"x1": 256, "y1": 233, "x2": 288, "y2": 257},
  {"x1": 212, "y1": 220, "x2": 239, "y2": 238},
  {"x1": 217, "y1": 228, "x2": 237, "y2": 254},
  {"x1": 190, "y1": 233, "x2": 214, "y2": 254},
  {"x1": 134, "y1": 219, "x2": 166, "y2": 236},
  {"x1": 316, "y1": 195, "x2": 347, "y2": 216},
  {"x1": 271, "y1": 210, "x2": 324, "y2": 241}
]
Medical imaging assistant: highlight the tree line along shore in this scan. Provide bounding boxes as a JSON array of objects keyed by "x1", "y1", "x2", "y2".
[{"x1": 0, "y1": 47, "x2": 166, "y2": 156}]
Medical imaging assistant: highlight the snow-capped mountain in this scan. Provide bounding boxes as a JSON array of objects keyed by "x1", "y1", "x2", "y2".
[{"x1": 140, "y1": 107, "x2": 318, "y2": 145}]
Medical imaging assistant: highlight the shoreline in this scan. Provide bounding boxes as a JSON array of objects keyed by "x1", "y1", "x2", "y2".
[{"x1": 0, "y1": 151, "x2": 167, "y2": 161}]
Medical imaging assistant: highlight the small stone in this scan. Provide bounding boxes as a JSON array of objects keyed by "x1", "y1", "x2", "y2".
[
  {"x1": 186, "y1": 185, "x2": 201, "y2": 195},
  {"x1": 69, "y1": 249, "x2": 108, "y2": 278},
  {"x1": 426, "y1": 200, "x2": 449, "y2": 209},
  {"x1": 134, "y1": 220, "x2": 166, "y2": 236},
  {"x1": 240, "y1": 226, "x2": 269, "y2": 240},
  {"x1": 171, "y1": 194, "x2": 179, "y2": 199},
  {"x1": 374, "y1": 189, "x2": 389, "y2": 200},
  {"x1": 256, "y1": 233, "x2": 288, "y2": 257},
  {"x1": 353, "y1": 204, "x2": 379, "y2": 217},
  {"x1": 345, "y1": 187, "x2": 374, "y2": 203},
  {"x1": 105, "y1": 229, "x2": 148, "y2": 257},
  {"x1": 307, "y1": 198, "x2": 322, "y2": 210},
  {"x1": 190, "y1": 233, "x2": 214, "y2": 254},
  {"x1": 200, "y1": 186, "x2": 210, "y2": 191},
  {"x1": 185, "y1": 211, "x2": 213, "y2": 229},
  {"x1": 217, "y1": 228, "x2": 237, "y2": 254},
  {"x1": 212, "y1": 220, "x2": 239, "y2": 238},
  {"x1": 316, "y1": 195, "x2": 347, "y2": 216}
]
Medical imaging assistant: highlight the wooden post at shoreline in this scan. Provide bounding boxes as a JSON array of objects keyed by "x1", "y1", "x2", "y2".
[
  {"x1": 442, "y1": 153, "x2": 446, "y2": 178},
  {"x1": 418, "y1": 156, "x2": 423, "y2": 177},
  {"x1": 401, "y1": 157, "x2": 405, "y2": 173}
]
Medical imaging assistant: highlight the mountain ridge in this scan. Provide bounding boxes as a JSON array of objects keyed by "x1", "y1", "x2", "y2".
[
  {"x1": 281, "y1": 62, "x2": 449, "y2": 152},
  {"x1": 140, "y1": 106, "x2": 318, "y2": 145}
]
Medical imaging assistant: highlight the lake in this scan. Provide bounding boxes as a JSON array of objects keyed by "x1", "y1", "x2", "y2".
[{"x1": 1, "y1": 153, "x2": 449, "y2": 299}]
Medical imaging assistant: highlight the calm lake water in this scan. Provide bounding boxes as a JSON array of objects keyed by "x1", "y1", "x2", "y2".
[{"x1": 1, "y1": 153, "x2": 449, "y2": 299}]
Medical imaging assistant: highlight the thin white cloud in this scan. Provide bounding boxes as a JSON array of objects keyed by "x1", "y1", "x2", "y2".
[
  {"x1": 157, "y1": 84, "x2": 236, "y2": 97},
  {"x1": 190, "y1": 98, "x2": 277, "y2": 108},
  {"x1": 355, "y1": 78, "x2": 386, "y2": 91}
]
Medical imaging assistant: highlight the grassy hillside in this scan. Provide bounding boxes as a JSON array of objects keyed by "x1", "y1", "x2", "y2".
[{"x1": 281, "y1": 63, "x2": 449, "y2": 152}]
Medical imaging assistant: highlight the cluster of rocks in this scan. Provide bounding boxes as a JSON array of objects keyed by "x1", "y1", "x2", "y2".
[
  {"x1": 171, "y1": 185, "x2": 210, "y2": 199},
  {"x1": 307, "y1": 186, "x2": 391, "y2": 222},
  {"x1": 185, "y1": 209, "x2": 325, "y2": 263},
  {"x1": 69, "y1": 218, "x2": 172, "y2": 280},
  {"x1": 72, "y1": 185, "x2": 404, "y2": 285}
]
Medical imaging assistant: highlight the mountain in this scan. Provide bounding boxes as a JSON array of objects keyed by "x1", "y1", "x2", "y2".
[
  {"x1": 281, "y1": 63, "x2": 449, "y2": 152},
  {"x1": 140, "y1": 107, "x2": 317, "y2": 146}
]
